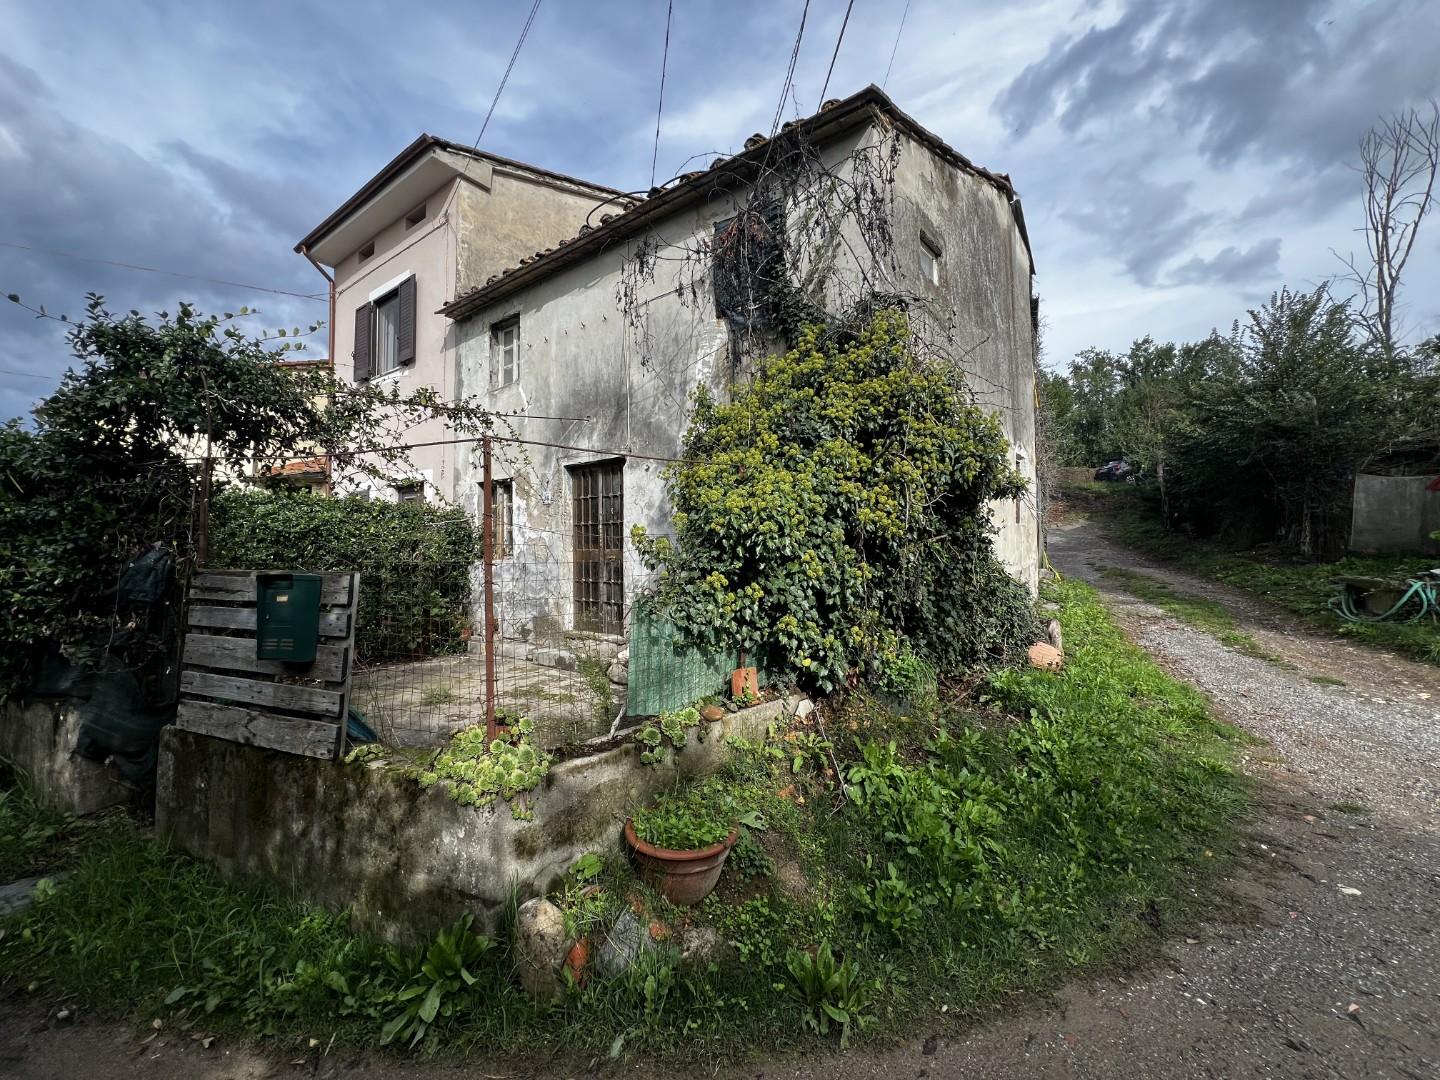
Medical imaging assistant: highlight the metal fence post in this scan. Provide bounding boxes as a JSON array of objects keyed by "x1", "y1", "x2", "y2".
[{"x1": 482, "y1": 434, "x2": 498, "y2": 742}]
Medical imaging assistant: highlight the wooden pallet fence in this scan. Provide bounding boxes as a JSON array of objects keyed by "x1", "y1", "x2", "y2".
[{"x1": 177, "y1": 570, "x2": 360, "y2": 760}]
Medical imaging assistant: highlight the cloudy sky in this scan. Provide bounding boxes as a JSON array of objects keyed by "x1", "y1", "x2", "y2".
[{"x1": 3, "y1": 0, "x2": 1438, "y2": 420}]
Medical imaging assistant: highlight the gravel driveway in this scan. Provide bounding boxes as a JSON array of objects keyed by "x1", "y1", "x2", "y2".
[{"x1": 4, "y1": 518, "x2": 1438, "y2": 1079}]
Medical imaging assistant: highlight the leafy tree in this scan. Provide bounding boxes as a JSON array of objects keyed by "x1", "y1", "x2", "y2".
[
  {"x1": 1170, "y1": 286, "x2": 1414, "y2": 556},
  {"x1": 0, "y1": 295, "x2": 492, "y2": 693},
  {"x1": 633, "y1": 308, "x2": 1036, "y2": 692}
]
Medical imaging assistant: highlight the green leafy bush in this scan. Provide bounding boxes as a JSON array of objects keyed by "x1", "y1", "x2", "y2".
[
  {"x1": 632, "y1": 780, "x2": 736, "y2": 850},
  {"x1": 634, "y1": 308, "x2": 1036, "y2": 692},
  {"x1": 785, "y1": 942, "x2": 873, "y2": 1048},
  {"x1": 210, "y1": 488, "x2": 481, "y2": 663},
  {"x1": 380, "y1": 914, "x2": 495, "y2": 1047}
]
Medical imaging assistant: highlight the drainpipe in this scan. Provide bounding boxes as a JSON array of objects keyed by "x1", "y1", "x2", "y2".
[{"x1": 299, "y1": 245, "x2": 336, "y2": 494}]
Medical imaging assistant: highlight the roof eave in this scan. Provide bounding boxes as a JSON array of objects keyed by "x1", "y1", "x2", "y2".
[{"x1": 437, "y1": 85, "x2": 1035, "y2": 320}]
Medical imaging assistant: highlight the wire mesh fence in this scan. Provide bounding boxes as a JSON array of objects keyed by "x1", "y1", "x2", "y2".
[{"x1": 348, "y1": 539, "x2": 630, "y2": 751}]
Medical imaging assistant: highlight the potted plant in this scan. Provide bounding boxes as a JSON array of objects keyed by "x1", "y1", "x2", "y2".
[{"x1": 625, "y1": 784, "x2": 739, "y2": 906}]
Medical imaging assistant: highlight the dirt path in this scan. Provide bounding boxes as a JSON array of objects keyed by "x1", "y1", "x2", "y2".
[{"x1": 4, "y1": 519, "x2": 1438, "y2": 1078}]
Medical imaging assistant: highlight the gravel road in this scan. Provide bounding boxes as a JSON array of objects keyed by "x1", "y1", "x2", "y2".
[{"x1": 4, "y1": 518, "x2": 1438, "y2": 1078}]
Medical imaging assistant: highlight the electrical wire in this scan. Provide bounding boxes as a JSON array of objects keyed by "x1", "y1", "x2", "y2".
[
  {"x1": 769, "y1": 0, "x2": 813, "y2": 138},
  {"x1": 0, "y1": 241, "x2": 327, "y2": 302},
  {"x1": 442, "y1": 0, "x2": 545, "y2": 218},
  {"x1": 0, "y1": 367, "x2": 61, "y2": 381},
  {"x1": 882, "y1": 0, "x2": 911, "y2": 89},
  {"x1": 649, "y1": 0, "x2": 674, "y2": 189},
  {"x1": 817, "y1": 0, "x2": 857, "y2": 106}
]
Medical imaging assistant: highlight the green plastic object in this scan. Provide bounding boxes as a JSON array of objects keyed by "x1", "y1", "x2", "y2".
[{"x1": 256, "y1": 572, "x2": 323, "y2": 663}]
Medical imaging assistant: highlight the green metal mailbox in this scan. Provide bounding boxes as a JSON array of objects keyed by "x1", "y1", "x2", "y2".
[{"x1": 256, "y1": 572, "x2": 322, "y2": 664}]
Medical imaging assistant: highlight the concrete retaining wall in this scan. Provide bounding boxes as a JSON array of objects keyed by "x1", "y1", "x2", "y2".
[
  {"x1": 1350, "y1": 474, "x2": 1440, "y2": 554},
  {"x1": 156, "y1": 696, "x2": 800, "y2": 948},
  {"x1": 0, "y1": 699, "x2": 130, "y2": 816}
]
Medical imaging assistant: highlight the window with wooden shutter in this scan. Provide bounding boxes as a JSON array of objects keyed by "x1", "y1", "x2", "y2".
[
  {"x1": 353, "y1": 302, "x2": 373, "y2": 382},
  {"x1": 396, "y1": 276, "x2": 417, "y2": 366}
]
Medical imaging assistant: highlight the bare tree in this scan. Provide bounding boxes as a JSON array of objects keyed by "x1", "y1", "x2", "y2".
[{"x1": 1338, "y1": 101, "x2": 1439, "y2": 355}]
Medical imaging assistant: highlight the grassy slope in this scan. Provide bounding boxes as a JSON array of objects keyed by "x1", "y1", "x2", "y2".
[
  {"x1": 1065, "y1": 482, "x2": 1440, "y2": 666},
  {"x1": 0, "y1": 580, "x2": 1248, "y2": 1064}
]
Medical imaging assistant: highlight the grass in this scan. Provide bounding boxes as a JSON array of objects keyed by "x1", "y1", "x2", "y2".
[
  {"x1": 1098, "y1": 566, "x2": 1284, "y2": 663},
  {"x1": 1327, "y1": 801, "x2": 1371, "y2": 815},
  {"x1": 1063, "y1": 482, "x2": 1440, "y2": 667},
  {"x1": 1308, "y1": 674, "x2": 1347, "y2": 687},
  {"x1": 1, "y1": 580, "x2": 1249, "y2": 1064},
  {"x1": 0, "y1": 771, "x2": 73, "y2": 881}
]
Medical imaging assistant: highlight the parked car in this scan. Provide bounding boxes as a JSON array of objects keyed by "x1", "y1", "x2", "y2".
[{"x1": 1093, "y1": 460, "x2": 1133, "y2": 482}]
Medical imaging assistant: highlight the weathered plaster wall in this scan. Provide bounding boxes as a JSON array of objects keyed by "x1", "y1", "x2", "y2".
[
  {"x1": 0, "y1": 700, "x2": 130, "y2": 815},
  {"x1": 327, "y1": 164, "x2": 619, "y2": 504},
  {"x1": 450, "y1": 119, "x2": 1039, "y2": 643},
  {"x1": 156, "y1": 697, "x2": 798, "y2": 948},
  {"x1": 1350, "y1": 474, "x2": 1440, "y2": 554},
  {"x1": 888, "y1": 133, "x2": 1041, "y2": 591}
]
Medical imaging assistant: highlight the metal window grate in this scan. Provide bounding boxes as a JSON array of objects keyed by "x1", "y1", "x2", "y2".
[{"x1": 571, "y1": 460, "x2": 624, "y2": 634}]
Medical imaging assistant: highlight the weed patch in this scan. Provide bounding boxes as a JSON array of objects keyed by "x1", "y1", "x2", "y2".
[
  {"x1": 2, "y1": 581, "x2": 1248, "y2": 1065},
  {"x1": 1099, "y1": 566, "x2": 1285, "y2": 663}
]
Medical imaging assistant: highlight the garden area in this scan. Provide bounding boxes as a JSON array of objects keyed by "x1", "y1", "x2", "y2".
[{"x1": 0, "y1": 579, "x2": 1249, "y2": 1063}]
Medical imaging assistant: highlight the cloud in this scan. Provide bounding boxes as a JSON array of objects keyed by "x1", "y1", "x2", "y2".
[{"x1": 1168, "y1": 238, "x2": 1283, "y2": 287}]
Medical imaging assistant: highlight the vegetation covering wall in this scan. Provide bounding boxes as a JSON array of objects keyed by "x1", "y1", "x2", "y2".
[{"x1": 635, "y1": 308, "x2": 1036, "y2": 691}]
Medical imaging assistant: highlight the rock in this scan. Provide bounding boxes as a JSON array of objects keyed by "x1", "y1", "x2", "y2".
[
  {"x1": 514, "y1": 898, "x2": 571, "y2": 1002},
  {"x1": 699, "y1": 704, "x2": 726, "y2": 723},
  {"x1": 596, "y1": 909, "x2": 654, "y2": 979},
  {"x1": 0, "y1": 874, "x2": 65, "y2": 919},
  {"x1": 794, "y1": 697, "x2": 815, "y2": 719},
  {"x1": 1041, "y1": 601, "x2": 1061, "y2": 611},
  {"x1": 1045, "y1": 618, "x2": 1063, "y2": 653},
  {"x1": 1027, "y1": 642, "x2": 1064, "y2": 671},
  {"x1": 1336, "y1": 885, "x2": 1362, "y2": 896},
  {"x1": 678, "y1": 925, "x2": 732, "y2": 968},
  {"x1": 564, "y1": 937, "x2": 591, "y2": 987},
  {"x1": 607, "y1": 659, "x2": 627, "y2": 685},
  {"x1": 531, "y1": 648, "x2": 577, "y2": 672},
  {"x1": 615, "y1": 647, "x2": 629, "y2": 665}
]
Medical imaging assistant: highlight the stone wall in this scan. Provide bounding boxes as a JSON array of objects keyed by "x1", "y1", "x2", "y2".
[
  {"x1": 1350, "y1": 473, "x2": 1440, "y2": 554},
  {"x1": 0, "y1": 699, "x2": 130, "y2": 816},
  {"x1": 156, "y1": 696, "x2": 801, "y2": 949}
]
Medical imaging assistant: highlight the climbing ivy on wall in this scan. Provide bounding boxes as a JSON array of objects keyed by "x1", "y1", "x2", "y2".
[{"x1": 633, "y1": 307, "x2": 1037, "y2": 692}]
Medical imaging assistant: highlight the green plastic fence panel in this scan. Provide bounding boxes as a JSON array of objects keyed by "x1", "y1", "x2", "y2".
[{"x1": 626, "y1": 601, "x2": 737, "y2": 717}]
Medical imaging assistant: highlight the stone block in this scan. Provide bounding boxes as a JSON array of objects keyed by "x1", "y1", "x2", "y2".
[{"x1": 0, "y1": 700, "x2": 129, "y2": 816}]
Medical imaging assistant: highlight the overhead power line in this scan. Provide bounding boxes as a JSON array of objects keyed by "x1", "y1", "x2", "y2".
[
  {"x1": 818, "y1": 0, "x2": 857, "y2": 106},
  {"x1": 0, "y1": 367, "x2": 62, "y2": 382},
  {"x1": 444, "y1": 0, "x2": 545, "y2": 216},
  {"x1": 769, "y1": 0, "x2": 813, "y2": 138},
  {"x1": 883, "y1": 0, "x2": 911, "y2": 89},
  {"x1": 0, "y1": 241, "x2": 328, "y2": 302},
  {"x1": 650, "y1": 0, "x2": 674, "y2": 189}
]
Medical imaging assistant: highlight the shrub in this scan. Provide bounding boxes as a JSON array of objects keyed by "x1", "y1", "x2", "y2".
[
  {"x1": 210, "y1": 489, "x2": 481, "y2": 663},
  {"x1": 634, "y1": 308, "x2": 1036, "y2": 692}
]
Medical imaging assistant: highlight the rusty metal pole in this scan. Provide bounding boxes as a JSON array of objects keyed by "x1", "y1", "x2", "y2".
[{"x1": 481, "y1": 435, "x2": 498, "y2": 742}]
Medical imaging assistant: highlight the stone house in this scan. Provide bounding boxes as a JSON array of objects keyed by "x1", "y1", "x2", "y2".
[
  {"x1": 294, "y1": 137, "x2": 631, "y2": 503},
  {"x1": 433, "y1": 85, "x2": 1040, "y2": 657}
]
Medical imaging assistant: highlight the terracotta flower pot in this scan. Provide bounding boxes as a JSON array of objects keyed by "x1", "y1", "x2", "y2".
[{"x1": 625, "y1": 818, "x2": 739, "y2": 906}]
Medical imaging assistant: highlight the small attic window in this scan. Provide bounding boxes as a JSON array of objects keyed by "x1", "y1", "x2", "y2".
[
  {"x1": 405, "y1": 203, "x2": 427, "y2": 229},
  {"x1": 919, "y1": 235, "x2": 942, "y2": 286},
  {"x1": 358, "y1": 240, "x2": 375, "y2": 263}
]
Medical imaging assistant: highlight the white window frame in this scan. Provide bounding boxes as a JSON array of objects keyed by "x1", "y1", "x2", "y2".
[
  {"x1": 919, "y1": 235, "x2": 942, "y2": 286},
  {"x1": 371, "y1": 289, "x2": 402, "y2": 376},
  {"x1": 492, "y1": 317, "x2": 520, "y2": 387}
]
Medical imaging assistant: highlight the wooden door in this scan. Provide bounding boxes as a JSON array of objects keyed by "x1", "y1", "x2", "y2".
[{"x1": 571, "y1": 460, "x2": 624, "y2": 634}]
